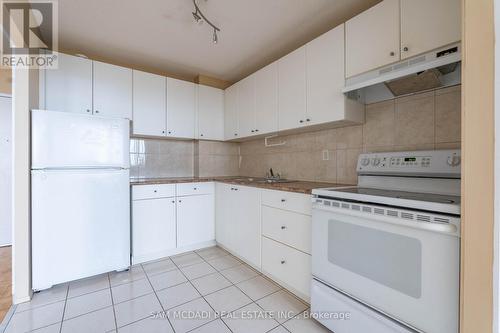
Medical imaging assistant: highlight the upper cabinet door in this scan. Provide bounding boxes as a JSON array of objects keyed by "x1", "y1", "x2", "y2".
[
  {"x1": 132, "y1": 70, "x2": 166, "y2": 137},
  {"x1": 400, "y1": 0, "x2": 461, "y2": 59},
  {"x1": 224, "y1": 84, "x2": 239, "y2": 140},
  {"x1": 307, "y1": 24, "x2": 346, "y2": 125},
  {"x1": 166, "y1": 78, "x2": 196, "y2": 139},
  {"x1": 345, "y1": 0, "x2": 400, "y2": 77},
  {"x1": 237, "y1": 75, "x2": 256, "y2": 137},
  {"x1": 44, "y1": 53, "x2": 92, "y2": 114},
  {"x1": 197, "y1": 85, "x2": 224, "y2": 141},
  {"x1": 278, "y1": 46, "x2": 307, "y2": 131},
  {"x1": 255, "y1": 62, "x2": 278, "y2": 135},
  {"x1": 93, "y1": 61, "x2": 133, "y2": 119}
]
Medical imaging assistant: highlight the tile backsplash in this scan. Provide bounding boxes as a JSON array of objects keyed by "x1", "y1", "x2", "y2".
[
  {"x1": 130, "y1": 85, "x2": 461, "y2": 184},
  {"x1": 239, "y1": 85, "x2": 461, "y2": 184}
]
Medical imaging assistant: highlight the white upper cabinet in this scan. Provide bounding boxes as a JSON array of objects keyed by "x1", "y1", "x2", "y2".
[
  {"x1": 254, "y1": 62, "x2": 278, "y2": 135},
  {"x1": 306, "y1": 24, "x2": 346, "y2": 125},
  {"x1": 93, "y1": 61, "x2": 133, "y2": 119},
  {"x1": 44, "y1": 53, "x2": 93, "y2": 115},
  {"x1": 278, "y1": 46, "x2": 307, "y2": 131},
  {"x1": 400, "y1": 0, "x2": 461, "y2": 59},
  {"x1": 132, "y1": 70, "x2": 166, "y2": 137},
  {"x1": 166, "y1": 78, "x2": 196, "y2": 139},
  {"x1": 237, "y1": 75, "x2": 257, "y2": 137},
  {"x1": 346, "y1": 0, "x2": 400, "y2": 78},
  {"x1": 224, "y1": 84, "x2": 239, "y2": 140},
  {"x1": 197, "y1": 85, "x2": 225, "y2": 141}
]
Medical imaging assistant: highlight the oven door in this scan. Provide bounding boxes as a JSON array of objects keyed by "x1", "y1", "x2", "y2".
[{"x1": 312, "y1": 202, "x2": 459, "y2": 333}]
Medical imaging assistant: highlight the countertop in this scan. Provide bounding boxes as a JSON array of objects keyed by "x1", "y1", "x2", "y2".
[{"x1": 130, "y1": 176, "x2": 351, "y2": 194}]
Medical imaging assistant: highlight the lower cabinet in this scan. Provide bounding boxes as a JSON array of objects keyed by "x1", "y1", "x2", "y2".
[
  {"x1": 177, "y1": 194, "x2": 215, "y2": 247},
  {"x1": 261, "y1": 237, "x2": 312, "y2": 301},
  {"x1": 215, "y1": 183, "x2": 261, "y2": 268},
  {"x1": 132, "y1": 182, "x2": 215, "y2": 264},
  {"x1": 132, "y1": 197, "x2": 176, "y2": 264}
]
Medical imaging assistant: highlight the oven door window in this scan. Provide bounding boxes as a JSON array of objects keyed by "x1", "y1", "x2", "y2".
[{"x1": 328, "y1": 219, "x2": 422, "y2": 299}]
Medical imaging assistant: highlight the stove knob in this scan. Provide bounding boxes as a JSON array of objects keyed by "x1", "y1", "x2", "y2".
[
  {"x1": 372, "y1": 158, "x2": 381, "y2": 166},
  {"x1": 447, "y1": 155, "x2": 461, "y2": 167},
  {"x1": 361, "y1": 158, "x2": 370, "y2": 166}
]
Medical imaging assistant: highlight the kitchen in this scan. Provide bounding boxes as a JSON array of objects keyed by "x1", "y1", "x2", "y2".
[{"x1": 0, "y1": 0, "x2": 496, "y2": 333}]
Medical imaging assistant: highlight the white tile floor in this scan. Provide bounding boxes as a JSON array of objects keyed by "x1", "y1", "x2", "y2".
[{"x1": 1, "y1": 246, "x2": 331, "y2": 333}]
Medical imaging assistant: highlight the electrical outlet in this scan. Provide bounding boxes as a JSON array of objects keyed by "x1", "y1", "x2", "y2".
[{"x1": 322, "y1": 150, "x2": 329, "y2": 161}]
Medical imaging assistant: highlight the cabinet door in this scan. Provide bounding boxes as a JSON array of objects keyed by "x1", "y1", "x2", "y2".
[
  {"x1": 177, "y1": 195, "x2": 215, "y2": 247},
  {"x1": 237, "y1": 75, "x2": 256, "y2": 137},
  {"x1": 255, "y1": 62, "x2": 278, "y2": 135},
  {"x1": 166, "y1": 78, "x2": 196, "y2": 139},
  {"x1": 197, "y1": 85, "x2": 224, "y2": 141},
  {"x1": 44, "y1": 53, "x2": 92, "y2": 114},
  {"x1": 215, "y1": 183, "x2": 234, "y2": 250},
  {"x1": 345, "y1": 0, "x2": 400, "y2": 77},
  {"x1": 306, "y1": 24, "x2": 345, "y2": 125},
  {"x1": 132, "y1": 198, "x2": 176, "y2": 263},
  {"x1": 278, "y1": 46, "x2": 307, "y2": 131},
  {"x1": 400, "y1": 0, "x2": 461, "y2": 59},
  {"x1": 233, "y1": 186, "x2": 261, "y2": 268},
  {"x1": 224, "y1": 84, "x2": 239, "y2": 140},
  {"x1": 132, "y1": 70, "x2": 166, "y2": 136},
  {"x1": 93, "y1": 61, "x2": 133, "y2": 119}
]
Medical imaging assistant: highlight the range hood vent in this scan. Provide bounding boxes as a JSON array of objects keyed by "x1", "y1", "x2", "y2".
[{"x1": 343, "y1": 43, "x2": 461, "y2": 104}]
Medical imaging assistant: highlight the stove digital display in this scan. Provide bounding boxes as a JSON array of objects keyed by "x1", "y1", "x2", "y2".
[{"x1": 404, "y1": 157, "x2": 416, "y2": 162}]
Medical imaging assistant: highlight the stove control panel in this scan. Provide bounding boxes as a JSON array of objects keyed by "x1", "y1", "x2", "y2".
[{"x1": 357, "y1": 150, "x2": 461, "y2": 178}]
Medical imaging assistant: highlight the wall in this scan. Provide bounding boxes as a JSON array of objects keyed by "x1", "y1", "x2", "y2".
[
  {"x1": 239, "y1": 85, "x2": 461, "y2": 184},
  {"x1": 194, "y1": 141, "x2": 240, "y2": 177},
  {"x1": 130, "y1": 138, "x2": 240, "y2": 179}
]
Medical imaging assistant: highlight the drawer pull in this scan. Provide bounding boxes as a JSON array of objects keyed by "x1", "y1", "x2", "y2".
[
  {"x1": 171, "y1": 200, "x2": 175, "y2": 203},
  {"x1": 281, "y1": 226, "x2": 286, "y2": 230},
  {"x1": 194, "y1": 187, "x2": 198, "y2": 190},
  {"x1": 281, "y1": 199, "x2": 286, "y2": 202},
  {"x1": 154, "y1": 190, "x2": 157, "y2": 193},
  {"x1": 280, "y1": 260, "x2": 286, "y2": 264}
]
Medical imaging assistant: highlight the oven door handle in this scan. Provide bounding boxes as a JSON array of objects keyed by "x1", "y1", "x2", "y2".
[{"x1": 313, "y1": 206, "x2": 459, "y2": 236}]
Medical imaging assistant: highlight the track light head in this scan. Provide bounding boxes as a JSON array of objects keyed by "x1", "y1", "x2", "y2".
[{"x1": 212, "y1": 29, "x2": 218, "y2": 44}]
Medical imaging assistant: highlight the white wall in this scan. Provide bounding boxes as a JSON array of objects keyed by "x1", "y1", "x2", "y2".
[{"x1": 0, "y1": 96, "x2": 12, "y2": 246}]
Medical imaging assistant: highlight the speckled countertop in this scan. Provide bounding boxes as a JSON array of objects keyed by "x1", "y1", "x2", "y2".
[{"x1": 130, "y1": 176, "x2": 350, "y2": 194}]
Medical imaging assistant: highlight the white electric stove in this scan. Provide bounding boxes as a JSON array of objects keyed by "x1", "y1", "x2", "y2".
[{"x1": 311, "y1": 149, "x2": 461, "y2": 333}]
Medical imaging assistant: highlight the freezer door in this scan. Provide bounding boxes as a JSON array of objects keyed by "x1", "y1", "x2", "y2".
[
  {"x1": 32, "y1": 169, "x2": 130, "y2": 290},
  {"x1": 32, "y1": 110, "x2": 130, "y2": 169}
]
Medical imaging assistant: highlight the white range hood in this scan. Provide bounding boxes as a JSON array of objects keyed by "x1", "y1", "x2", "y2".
[{"x1": 343, "y1": 43, "x2": 461, "y2": 104}]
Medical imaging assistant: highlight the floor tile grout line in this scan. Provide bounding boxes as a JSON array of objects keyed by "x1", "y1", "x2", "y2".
[
  {"x1": 139, "y1": 261, "x2": 177, "y2": 333},
  {"x1": 170, "y1": 252, "x2": 235, "y2": 333},
  {"x1": 57, "y1": 284, "x2": 69, "y2": 333},
  {"x1": 107, "y1": 273, "x2": 119, "y2": 332}
]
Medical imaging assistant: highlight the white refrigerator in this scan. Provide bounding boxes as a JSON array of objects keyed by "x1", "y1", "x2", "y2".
[{"x1": 31, "y1": 110, "x2": 131, "y2": 291}]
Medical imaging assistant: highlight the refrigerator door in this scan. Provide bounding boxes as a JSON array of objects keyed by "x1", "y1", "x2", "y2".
[
  {"x1": 32, "y1": 169, "x2": 130, "y2": 290},
  {"x1": 31, "y1": 110, "x2": 130, "y2": 169}
]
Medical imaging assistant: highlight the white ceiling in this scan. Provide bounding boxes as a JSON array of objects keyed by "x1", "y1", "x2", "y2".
[{"x1": 56, "y1": 0, "x2": 380, "y2": 83}]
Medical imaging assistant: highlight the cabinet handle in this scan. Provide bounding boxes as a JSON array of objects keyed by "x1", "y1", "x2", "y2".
[
  {"x1": 390, "y1": 51, "x2": 395, "y2": 56},
  {"x1": 255, "y1": 129, "x2": 259, "y2": 132},
  {"x1": 154, "y1": 190, "x2": 157, "y2": 193},
  {"x1": 281, "y1": 260, "x2": 286, "y2": 264},
  {"x1": 403, "y1": 46, "x2": 409, "y2": 52},
  {"x1": 178, "y1": 200, "x2": 182, "y2": 203},
  {"x1": 194, "y1": 187, "x2": 197, "y2": 190},
  {"x1": 234, "y1": 133, "x2": 238, "y2": 136},
  {"x1": 281, "y1": 199, "x2": 286, "y2": 202},
  {"x1": 86, "y1": 109, "x2": 91, "y2": 113},
  {"x1": 299, "y1": 120, "x2": 304, "y2": 123},
  {"x1": 281, "y1": 226, "x2": 286, "y2": 230},
  {"x1": 95, "y1": 110, "x2": 100, "y2": 114},
  {"x1": 171, "y1": 200, "x2": 175, "y2": 203},
  {"x1": 162, "y1": 130, "x2": 165, "y2": 134},
  {"x1": 306, "y1": 118, "x2": 311, "y2": 122},
  {"x1": 200, "y1": 134, "x2": 204, "y2": 137}
]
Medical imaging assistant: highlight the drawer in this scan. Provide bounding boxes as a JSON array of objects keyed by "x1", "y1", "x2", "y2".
[
  {"x1": 262, "y1": 206, "x2": 311, "y2": 254},
  {"x1": 262, "y1": 237, "x2": 311, "y2": 299},
  {"x1": 132, "y1": 184, "x2": 175, "y2": 200},
  {"x1": 176, "y1": 182, "x2": 214, "y2": 196},
  {"x1": 262, "y1": 190, "x2": 312, "y2": 215}
]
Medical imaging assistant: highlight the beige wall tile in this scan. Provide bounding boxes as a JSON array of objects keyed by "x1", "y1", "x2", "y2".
[
  {"x1": 336, "y1": 149, "x2": 361, "y2": 185},
  {"x1": 435, "y1": 88, "x2": 461, "y2": 143},
  {"x1": 336, "y1": 125, "x2": 363, "y2": 149},
  {"x1": 363, "y1": 100, "x2": 395, "y2": 147},
  {"x1": 395, "y1": 93, "x2": 435, "y2": 145}
]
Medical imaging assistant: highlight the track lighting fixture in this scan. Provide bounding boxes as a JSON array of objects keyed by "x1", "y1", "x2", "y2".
[{"x1": 192, "y1": 0, "x2": 221, "y2": 44}]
